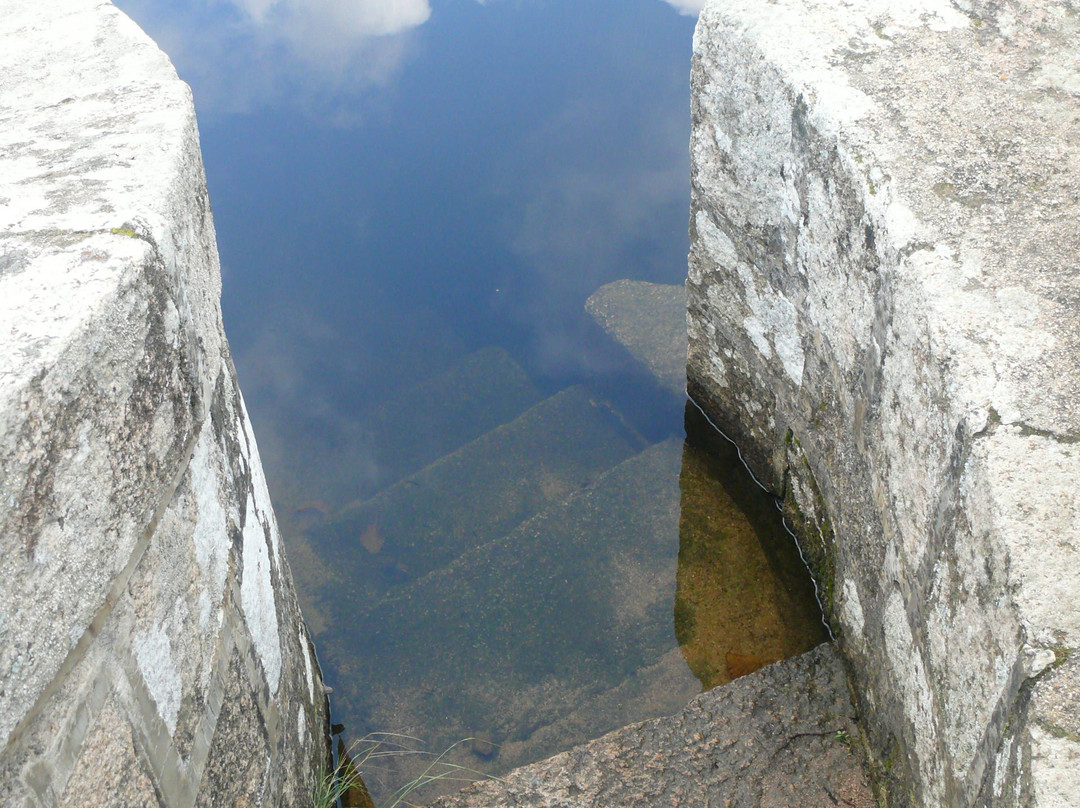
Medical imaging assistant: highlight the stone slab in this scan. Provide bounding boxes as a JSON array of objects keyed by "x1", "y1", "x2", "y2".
[
  {"x1": 0, "y1": 2, "x2": 329, "y2": 804},
  {"x1": 685, "y1": 1, "x2": 1080, "y2": 805},
  {"x1": 322, "y1": 439, "x2": 700, "y2": 799},
  {"x1": 306, "y1": 386, "x2": 646, "y2": 614},
  {"x1": 431, "y1": 643, "x2": 873, "y2": 808},
  {"x1": 276, "y1": 346, "x2": 542, "y2": 635},
  {"x1": 585, "y1": 280, "x2": 688, "y2": 396},
  {"x1": 265, "y1": 345, "x2": 540, "y2": 515},
  {"x1": 354, "y1": 346, "x2": 542, "y2": 499}
]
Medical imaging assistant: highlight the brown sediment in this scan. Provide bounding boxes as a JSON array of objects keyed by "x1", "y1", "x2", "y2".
[
  {"x1": 674, "y1": 403, "x2": 827, "y2": 691},
  {"x1": 337, "y1": 738, "x2": 376, "y2": 808},
  {"x1": 292, "y1": 500, "x2": 331, "y2": 518},
  {"x1": 358, "y1": 522, "x2": 384, "y2": 554},
  {"x1": 469, "y1": 736, "x2": 499, "y2": 761},
  {"x1": 724, "y1": 651, "x2": 777, "y2": 680}
]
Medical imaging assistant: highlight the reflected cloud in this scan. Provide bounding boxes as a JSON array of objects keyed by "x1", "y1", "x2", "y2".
[
  {"x1": 227, "y1": 311, "x2": 386, "y2": 510},
  {"x1": 662, "y1": 0, "x2": 704, "y2": 14},
  {"x1": 115, "y1": 0, "x2": 431, "y2": 118},
  {"x1": 506, "y1": 162, "x2": 687, "y2": 376},
  {"x1": 228, "y1": 0, "x2": 431, "y2": 49},
  {"x1": 492, "y1": 80, "x2": 691, "y2": 379}
]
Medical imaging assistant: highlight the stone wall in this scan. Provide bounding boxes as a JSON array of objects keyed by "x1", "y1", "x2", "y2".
[
  {"x1": 686, "y1": 1, "x2": 1079, "y2": 806},
  {"x1": 0, "y1": 2, "x2": 329, "y2": 805}
]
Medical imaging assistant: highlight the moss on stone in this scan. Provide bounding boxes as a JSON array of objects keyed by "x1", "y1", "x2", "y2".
[
  {"x1": 673, "y1": 596, "x2": 697, "y2": 646},
  {"x1": 780, "y1": 435, "x2": 838, "y2": 624},
  {"x1": 1035, "y1": 717, "x2": 1080, "y2": 744}
]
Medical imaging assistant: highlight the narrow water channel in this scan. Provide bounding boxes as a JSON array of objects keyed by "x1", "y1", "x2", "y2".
[{"x1": 116, "y1": 0, "x2": 826, "y2": 803}]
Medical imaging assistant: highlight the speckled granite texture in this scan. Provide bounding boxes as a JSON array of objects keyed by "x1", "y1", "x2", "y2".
[
  {"x1": 0, "y1": 2, "x2": 328, "y2": 804},
  {"x1": 433, "y1": 644, "x2": 873, "y2": 808},
  {"x1": 686, "y1": 1, "x2": 1080, "y2": 806}
]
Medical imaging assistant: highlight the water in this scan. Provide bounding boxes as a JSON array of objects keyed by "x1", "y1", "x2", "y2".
[
  {"x1": 676, "y1": 403, "x2": 829, "y2": 690},
  {"x1": 115, "y1": 1, "x2": 827, "y2": 803}
]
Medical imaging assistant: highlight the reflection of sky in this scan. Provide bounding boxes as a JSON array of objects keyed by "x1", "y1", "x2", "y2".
[{"x1": 115, "y1": 0, "x2": 698, "y2": 479}]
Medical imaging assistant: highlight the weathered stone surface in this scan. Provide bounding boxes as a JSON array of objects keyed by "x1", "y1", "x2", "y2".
[
  {"x1": 57, "y1": 698, "x2": 160, "y2": 808},
  {"x1": 0, "y1": 1, "x2": 328, "y2": 805},
  {"x1": 192, "y1": 649, "x2": 271, "y2": 808},
  {"x1": 431, "y1": 643, "x2": 873, "y2": 808},
  {"x1": 1020, "y1": 651, "x2": 1080, "y2": 808},
  {"x1": 686, "y1": 1, "x2": 1080, "y2": 805},
  {"x1": 586, "y1": 281, "x2": 688, "y2": 396}
]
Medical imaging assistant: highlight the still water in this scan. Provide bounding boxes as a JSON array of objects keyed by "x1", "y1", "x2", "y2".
[{"x1": 116, "y1": 0, "x2": 826, "y2": 801}]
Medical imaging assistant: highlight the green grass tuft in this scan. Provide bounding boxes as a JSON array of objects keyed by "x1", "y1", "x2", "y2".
[{"x1": 313, "y1": 733, "x2": 504, "y2": 808}]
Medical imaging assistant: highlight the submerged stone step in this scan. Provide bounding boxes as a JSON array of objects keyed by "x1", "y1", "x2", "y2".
[
  {"x1": 307, "y1": 385, "x2": 646, "y2": 616},
  {"x1": 431, "y1": 643, "x2": 873, "y2": 808},
  {"x1": 585, "y1": 280, "x2": 687, "y2": 396},
  {"x1": 271, "y1": 346, "x2": 539, "y2": 515},
  {"x1": 354, "y1": 345, "x2": 542, "y2": 500},
  {"x1": 490, "y1": 648, "x2": 700, "y2": 773},
  {"x1": 276, "y1": 346, "x2": 540, "y2": 636},
  {"x1": 319, "y1": 438, "x2": 698, "y2": 801},
  {"x1": 249, "y1": 307, "x2": 469, "y2": 516}
]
